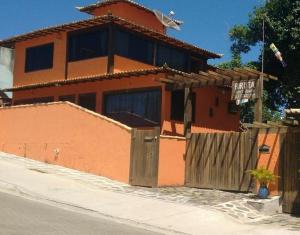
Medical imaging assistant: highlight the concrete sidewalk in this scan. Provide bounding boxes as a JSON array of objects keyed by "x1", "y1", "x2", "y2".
[{"x1": 0, "y1": 152, "x2": 297, "y2": 235}]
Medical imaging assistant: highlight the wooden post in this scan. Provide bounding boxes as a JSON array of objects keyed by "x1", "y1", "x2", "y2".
[
  {"x1": 254, "y1": 75, "x2": 263, "y2": 122},
  {"x1": 107, "y1": 24, "x2": 114, "y2": 74},
  {"x1": 65, "y1": 32, "x2": 69, "y2": 80},
  {"x1": 184, "y1": 87, "x2": 192, "y2": 137},
  {"x1": 255, "y1": 14, "x2": 265, "y2": 123}
]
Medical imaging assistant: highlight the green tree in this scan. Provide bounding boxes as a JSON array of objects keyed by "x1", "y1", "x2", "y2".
[{"x1": 228, "y1": 0, "x2": 300, "y2": 110}]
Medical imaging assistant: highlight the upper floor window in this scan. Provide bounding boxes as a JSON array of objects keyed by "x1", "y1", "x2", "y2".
[
  {"x1": 190, "y1": 56, "x2": 206, "y2": 73},
  {"x1": 115, "y1": 29, "x2": 154, "y2": 65},
  {"x1": 156, "y1": 44, "x2": 189, "y2": 72},
  {"x1": 25, "y1": 43, "x2": 54, "y2": 72},
  {"x1": 68, "y1": 28, "x2": 108, "y2": 62}
]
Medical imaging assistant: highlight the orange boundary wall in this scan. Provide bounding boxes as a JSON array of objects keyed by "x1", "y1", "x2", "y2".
[
  {"x1": 3, "y1": 101, "x2": 283, "y2": 192},
  {"x1": 0, "y1": 102, "x2": 132, "y2": 183},
  {"x1": 158, "y1": 135, "x2": 186, "y2": 186},
  {"x1": 257, "y1": 128, "x2": 285, "y2": 196},
  {"x1": 0, "y1": 102, "x2": 188, "y2": 186}
]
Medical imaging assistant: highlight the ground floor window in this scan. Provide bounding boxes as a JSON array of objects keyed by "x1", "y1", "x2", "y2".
[
  {"x1": 171, "y1": 90, "x2": 196, "y2": 122},
  {"x1": 14, "y1": 96, "x2": 54, "y2": 105},
  {"x1": 59, "y1": 94, "x2": 76, "y2": 104},
  {"x1": 78, "y1": 93, "x2": 96, "y2": 111},
  {"x1": 104, "y1": 89, "x2": 161, "y2": 127}
]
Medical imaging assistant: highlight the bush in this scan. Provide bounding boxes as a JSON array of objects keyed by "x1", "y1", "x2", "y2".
[{"x1": 248, "y1": 167, "x2": 277, "y2": 187}]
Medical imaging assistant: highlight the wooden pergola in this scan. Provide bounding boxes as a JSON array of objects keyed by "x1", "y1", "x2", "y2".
[{"x1": 156, "y1": 66, "x2": 277, "y2": 136}]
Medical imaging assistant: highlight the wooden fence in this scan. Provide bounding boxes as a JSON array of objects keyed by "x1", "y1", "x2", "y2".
[
  {"x1": 282, "y1": 129, "x2": 300, "y2": 215},
  {"x1": 185, "y1": 131, "x2": 258, "y2": 192}
]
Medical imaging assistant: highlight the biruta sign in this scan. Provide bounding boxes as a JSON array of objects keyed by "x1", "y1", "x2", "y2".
[{"x1": 231, "y1": 79, "x2": 258, "y2": 101}]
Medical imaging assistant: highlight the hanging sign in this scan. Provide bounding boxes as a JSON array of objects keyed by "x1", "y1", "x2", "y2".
[{"x1": 231, "y1": 79, "x2": 258, "y2": 101}]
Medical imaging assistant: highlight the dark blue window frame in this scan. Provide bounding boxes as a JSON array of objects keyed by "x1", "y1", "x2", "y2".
[
  {"x1": 156, "y1": 44, "x2": 189, "y2": 72},
  {"x1": 115, "y1": 29, "x2": 154, "y2": 65},
  {"x1": 25, "y1": 43, "x2": 54, "y2": 72},
  {"x1": 68, "y1": 28, "x2": 108, "y2": 62},
  {"x1": 104, "y1": 89, "x2": 161, "y2": 125}
]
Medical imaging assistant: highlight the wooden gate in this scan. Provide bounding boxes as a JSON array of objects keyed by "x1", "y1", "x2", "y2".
[
  {"x1": 282, "y1": 129, "x2": 300, "y2": 215},
  {"x1": 185, "y1": 131, "x2": 258, "y2": 192},
  {"x1": 129, "y1": 127, "x2": 160, "y2": 187}
]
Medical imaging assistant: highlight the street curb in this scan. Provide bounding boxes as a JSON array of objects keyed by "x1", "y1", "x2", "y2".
[{"x1": 0, "y1": 180, "x2": 188, "y2": 235}]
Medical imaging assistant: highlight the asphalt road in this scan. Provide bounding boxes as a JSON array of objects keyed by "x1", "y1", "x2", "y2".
[{"x1": 0, "y1": 191, "x2": 162, "y2": 235}]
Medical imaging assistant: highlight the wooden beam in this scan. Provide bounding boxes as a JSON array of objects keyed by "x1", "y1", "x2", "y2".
[
  {"x1": 243, "y1": 67, "x2": 278, "y2": 81},
  {"x1": 208, "y1": 70, "x2": 232, "y2": 81},
  {"x1": 217, "y1": 68, "x2": 249, "y2": 80},
  {"x1": 238, "y1": 68, "x2": 270, "y2": 82},
  {"x1": 155, "y1": 77, "x2": 176, "y2": 84},
  {"x1": 233, "y1": 68, "x2": 259, "y2": 79},
  {"x1": 184, "y1": 87, "x2": 192, "y2": 137},
  {"x1": 166, "y1": 74, "x2": 192, "y2": 85}
]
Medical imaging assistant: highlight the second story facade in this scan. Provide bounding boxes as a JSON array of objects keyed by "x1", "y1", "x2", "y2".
[
  {"x1": 0, "y1": 0, "x2": 220, "y2": 88},
  {"x1": 0, "y1": 0, "x2": 245, "y2": 135}
]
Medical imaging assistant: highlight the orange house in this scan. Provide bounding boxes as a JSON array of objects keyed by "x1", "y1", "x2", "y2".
[
  {"x1": 0, "y1": 0, "x2": 242, "y2": 136},
  {"x1": 0, "y1": 0, "x2": 283, "y2": 190}
]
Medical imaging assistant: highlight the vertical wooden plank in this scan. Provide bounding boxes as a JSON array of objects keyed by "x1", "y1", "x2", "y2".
[
  {"x1": 278, "y1": 132, "x2": 286, "y2": 196},
  {"x1": 254, "y1": 78, "x2": 263, "y2": 122},
  {"x1": 283, "y1": 130, "x2": 300, "y2": 214},
  {"x1": 184, "y1": 87, "x2": 192, "y2": 137},
  {"x1": 151, "y1": 127, "x2": 160, "y2": 187},
  {"x1": 129, "y1": 128, "x2": 136, "y2": 185},
  {"x1": 184, "y1": 134, "x2": 192, "y2": 186},
  {"x1": 65, "y1": 32, "x2": 69, "y2": 79}
]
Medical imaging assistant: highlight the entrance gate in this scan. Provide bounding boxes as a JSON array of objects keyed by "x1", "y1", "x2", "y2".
[
  {"x1": 185, "y1": 131, "x2": 258, "y2": 192},
  {"x1": 129, "y1": 127, "x2": 160, "y2": 187}
]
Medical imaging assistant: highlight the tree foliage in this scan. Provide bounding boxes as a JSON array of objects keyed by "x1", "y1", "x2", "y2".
[{"x1": 228, "y1": 0, "x2": 300, "y2": 109}]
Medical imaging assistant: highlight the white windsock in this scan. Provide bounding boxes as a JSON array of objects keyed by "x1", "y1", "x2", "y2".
[{"x1": 270, "y1": 43, "x2": 287, "y2": 68}]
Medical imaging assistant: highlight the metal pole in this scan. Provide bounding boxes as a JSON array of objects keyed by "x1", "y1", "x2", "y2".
[{"x1": 254, "y1": 1, "x2": 267, "y2": 123}]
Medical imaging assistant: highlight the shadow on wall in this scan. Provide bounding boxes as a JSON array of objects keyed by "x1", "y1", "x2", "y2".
[
  {"x1": 257, "y1": 128, "x2": 282, "y2": 195},
  {"x1": 162, "y1": 120, "x2": 234, "y2": 137},
  {"x1": 184, "y1": 131, "x2": 257, "y2": 192}
]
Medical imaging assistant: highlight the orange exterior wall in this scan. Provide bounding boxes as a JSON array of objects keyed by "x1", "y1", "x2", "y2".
[
  {"x1": 67, "y1": 57, "x2": 108, "y2": 78},
  {"x1": 90, "y1": 2, "x2": 165, "y2": 33},
  {"x1": 12, "y1": 75, "x2": 240, "y2": 134},
  {"x1": 158, "y1": 136, "x2": 186, "y2": 186},
  {"x1": 0, "y1": 102, "x2": 132, "y2": 183},
  {"x1": 257, "y1": 128, "x2": 284, "y2": 196},
  {"x1": 162, "y1": 86, "x2": 240, "y2": 136},
  {"x1": 12, "y1": 74, "x2": 240, "y2": 135},
  {"x1": 114, "y1": 55, "x2": 155, "y2": 73},
  {"x1": 14, "y1": 44, "x2": 154, "y2": 88},
  {"x1": 14, "y1": 33, "x2": 68, "y2": 86}
]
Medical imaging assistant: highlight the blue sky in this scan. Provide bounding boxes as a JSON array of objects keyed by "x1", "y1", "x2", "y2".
[{"x1": 0, "y1": 0, "x2": 263, "y2": 65}]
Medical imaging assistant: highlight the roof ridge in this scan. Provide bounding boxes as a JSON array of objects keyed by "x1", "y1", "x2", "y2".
[{"x1": 78, "y1": 0, "x2": 154, "y2": 15}]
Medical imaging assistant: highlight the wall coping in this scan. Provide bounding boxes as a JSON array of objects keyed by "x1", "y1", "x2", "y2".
[
  {"x1": 0, "y1": 102, "x2": 132, "y2": 132},
  {"x1": 160, "y1": 135, "x2": 186, "y2": 140}
]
